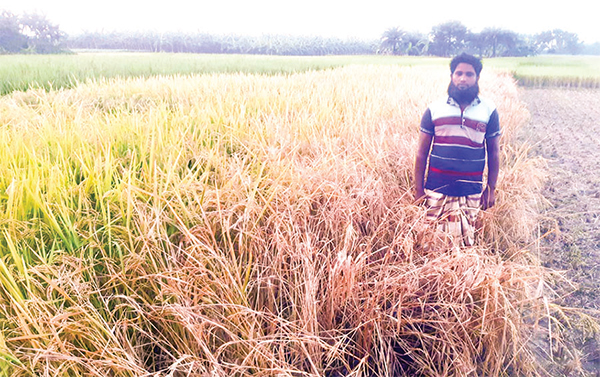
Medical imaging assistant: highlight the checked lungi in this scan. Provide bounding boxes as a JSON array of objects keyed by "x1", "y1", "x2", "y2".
[{"x1": 425, "y1": 189, "x2": 482, "y2": 247}]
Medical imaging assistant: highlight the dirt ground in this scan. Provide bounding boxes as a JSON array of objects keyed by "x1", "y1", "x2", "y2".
[{"x1": 520, "y1": 88, "x2": 600, "y2": 376}]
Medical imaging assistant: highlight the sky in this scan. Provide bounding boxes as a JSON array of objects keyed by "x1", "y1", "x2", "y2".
[{"x1": 3, "y1": 0, "x2": 600, "y2": 44}]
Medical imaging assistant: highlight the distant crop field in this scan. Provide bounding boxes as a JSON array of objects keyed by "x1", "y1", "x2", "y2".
[
  {"x1": 487, "y1": 55, "x2": 600, "y2": 87},
  {"x1": 1, "y1": 53, "x2": 598, "y2": 96},
  {"x1": 0, "y1": 53, "x2": 445, "y2": 96}
]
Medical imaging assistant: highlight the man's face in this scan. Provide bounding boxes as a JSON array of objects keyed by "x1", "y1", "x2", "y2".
[{"x1": 451, "y1": 63, "x2": 478, "y2": 90}]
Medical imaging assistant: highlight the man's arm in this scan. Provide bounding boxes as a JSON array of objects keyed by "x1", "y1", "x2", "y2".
[
  {"x1": 481, "y1": 136, "x2": 500, "y2": 210},
  {"x1": 414, "y1": 131, "x2": 433, "y2": 202}
]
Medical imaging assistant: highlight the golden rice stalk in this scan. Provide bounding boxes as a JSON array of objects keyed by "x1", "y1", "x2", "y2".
[{"x1": 0, "y1": 65, "x2": 561, "y2": 376}]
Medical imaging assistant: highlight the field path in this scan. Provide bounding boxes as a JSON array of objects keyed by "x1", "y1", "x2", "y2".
[{"x1": 520, "y1": 88, "x2": 600, "y2": 374}]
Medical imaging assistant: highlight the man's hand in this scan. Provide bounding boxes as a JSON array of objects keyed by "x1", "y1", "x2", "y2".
[
  {"x1": 481, "y1": 186, "x2": 496, "y2": 210},
  {"x1": 414, "y1": 131, "x2": 433, "y2": 206},
  {"x1": 483, "y1": 136, "x2": 500, "y2": 211}
]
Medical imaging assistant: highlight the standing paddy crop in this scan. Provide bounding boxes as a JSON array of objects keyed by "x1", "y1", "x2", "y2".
[{"x1": 0, "y1": 65, "x2": 559, "y2": 376}]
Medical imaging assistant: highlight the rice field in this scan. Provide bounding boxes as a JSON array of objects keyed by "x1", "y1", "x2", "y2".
[
  {"x1": 0, "y1": 55, "x2": 578, "y2": 376},
  {"x1": 1, "y1": 53, "x2": 599, "y2": 97},
  {"x1": 488, "y1": 55, "x2": 600, "y2": 88},
  {"x1": 0, "y1": 53, "x2": 445, "y2": 96}
]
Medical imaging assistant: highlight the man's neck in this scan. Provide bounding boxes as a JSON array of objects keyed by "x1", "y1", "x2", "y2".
[{"x1": 449, "y1": 96, "x2": 475, "y2": 108}]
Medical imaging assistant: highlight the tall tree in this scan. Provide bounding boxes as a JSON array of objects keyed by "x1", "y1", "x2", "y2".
[
  {"x1": 0, "y1": 11, "x2": 27, "y2": 53},
  {"x1": 19, "y1": 12, "x2": 65, "y2": 53},
  {"x1": 534, "y1": 29, "x2": 582, "y2": 54},
  {"x1": 405, "y1": 31, "x2": 428, "y2": 56},
  {"x1": 380, "y1": 27, "x2": 407, "y2": 55},
  {"x1": 379, "y1": 28, "x2": 427, "y2": 56},
  {"x1": 477, "y1": 28, "x2": 519, "y2": 57},
  {"x1": 429, "y1": 21, "x2": 469, "y2": 57}
]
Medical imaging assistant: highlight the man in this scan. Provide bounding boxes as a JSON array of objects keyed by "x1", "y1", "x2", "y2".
[{"x1": 414, "y1": 53, "x2": 500, "y2": 246}]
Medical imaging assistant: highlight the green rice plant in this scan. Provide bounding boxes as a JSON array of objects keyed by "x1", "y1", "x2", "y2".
[
  {"x1": 0, "y1": 65, "x2": 567, "y2": 376},
  {"x1": 0, "y1": 53, "x2": 446, "y2": 96},
  {"x1": 3, "y1": 53, "x2": 600, "y2": 99},
  {"x1": 488, "y1": 55, "x2": 600, "y2": 88}
]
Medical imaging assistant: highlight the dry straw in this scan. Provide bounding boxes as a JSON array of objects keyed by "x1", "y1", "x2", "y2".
[{"x1": 0, "y1": 65, "x2": 563, "y2": 376}]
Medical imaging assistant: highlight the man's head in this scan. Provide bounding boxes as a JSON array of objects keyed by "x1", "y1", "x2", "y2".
[
  {"x1": 448, "y1": 53, "x2": 482, "y2": 104},
  {"x1": 450, "y1": 53, "x2": 482, "y2": 78}
]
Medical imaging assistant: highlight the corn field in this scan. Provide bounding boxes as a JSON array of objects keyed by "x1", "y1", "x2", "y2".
[{"x1": 0, "y1": 65, "x2": 562, "y2": 376}]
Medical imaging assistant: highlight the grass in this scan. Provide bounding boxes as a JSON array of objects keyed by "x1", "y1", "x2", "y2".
[{"x1": 0, "y1": 63, "x2": 566, "y2": 375}]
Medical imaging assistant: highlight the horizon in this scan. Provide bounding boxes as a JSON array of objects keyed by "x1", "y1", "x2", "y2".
[{"x1": 2, "y1": 0, "x2": 599, "y2": 44}]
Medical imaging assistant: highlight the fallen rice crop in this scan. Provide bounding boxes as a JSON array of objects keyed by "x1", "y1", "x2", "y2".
[{"x1": 0, "y1": 65, "x2": 561, "y2": 376}]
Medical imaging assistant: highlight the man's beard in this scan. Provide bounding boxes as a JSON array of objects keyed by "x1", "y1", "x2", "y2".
[{"x1": 448, "y1": 82, "x2": 479, "y2": 104}]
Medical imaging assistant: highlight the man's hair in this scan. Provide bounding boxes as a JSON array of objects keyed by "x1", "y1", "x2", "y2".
[{"x1": 450, "y1": 53, "x2": 482, "y2": 76}]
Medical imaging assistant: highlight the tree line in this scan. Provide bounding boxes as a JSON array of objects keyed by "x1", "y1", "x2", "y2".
[
  {"x1": 67, "y1": 31, "x2": 376, "y2": 56},
  {"x1": 1, "y1": 10, "x2": 599, "y2": 56},
  {"x1": 379, "y1": 21, "x2": 598, "y2": 57}
]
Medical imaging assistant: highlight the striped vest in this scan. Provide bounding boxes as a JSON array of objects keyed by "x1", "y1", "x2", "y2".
[{"x1": 420, "y1": 96, "x2": 501, "y2": 196}]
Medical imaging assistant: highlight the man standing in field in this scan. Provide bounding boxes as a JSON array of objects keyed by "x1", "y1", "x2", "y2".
[{"x1": 414, "y1": 53, "x2": 500, "y2": 246}]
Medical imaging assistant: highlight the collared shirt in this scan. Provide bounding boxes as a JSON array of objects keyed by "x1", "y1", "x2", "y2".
[{"x1": 420, "y1": 96, "x2": 501, "y2": 196}]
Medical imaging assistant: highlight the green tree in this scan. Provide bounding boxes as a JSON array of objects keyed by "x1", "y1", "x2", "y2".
[
  {"x1": 582, "y1": 42, "x2": 600, "y2": 55},
  {"x1": 405, "y1": 31, "x2": 428, "y2": 56},
  {"x1": 0, "y1": 11, "x2": 27, "y2": 53},
  {"x1": 379, "y1": 28, "x2": 427, "y2": 56},
  {"x1": 534, "y1": 29, "x2": 582, "y2": 54},
  {"x1": 380, "y1": 27, "x2": 406, "y2": 55},
  {"x1": 476, "y1": 28, "x2": 519, "y2": 57},
  {"x1": 20, "y1": 12, "x2": 66, "y2": 53},
  {"x1": 429, "y1": 21, "x2": 468, "y2": 57}
]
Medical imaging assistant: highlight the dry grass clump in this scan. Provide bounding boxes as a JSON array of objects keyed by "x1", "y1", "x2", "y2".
[{"x1": 0, "y1": 65, "x2": 557, "y2": 376}]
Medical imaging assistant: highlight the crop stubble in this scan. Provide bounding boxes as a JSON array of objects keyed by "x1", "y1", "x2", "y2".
[{"x1": 520, "y1": 88, "x2": 600, "y2": 374}]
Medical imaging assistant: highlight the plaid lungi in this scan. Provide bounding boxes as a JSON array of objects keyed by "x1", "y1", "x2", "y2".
[{"x1": 425, "y1": 189, "x2": 482, "y2": 246}]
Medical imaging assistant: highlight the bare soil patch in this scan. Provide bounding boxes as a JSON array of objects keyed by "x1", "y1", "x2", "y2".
[{"x1": 520, "y1": 88, "x2": 600, "y2": 376}]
